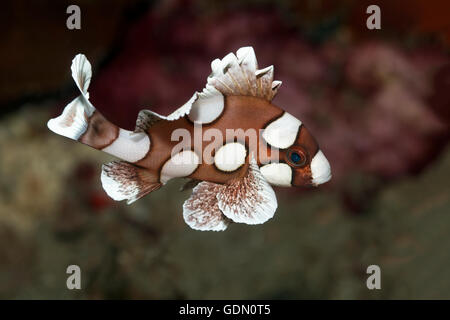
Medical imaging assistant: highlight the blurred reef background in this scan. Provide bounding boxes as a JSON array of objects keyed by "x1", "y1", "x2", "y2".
[{"x1": 0, "y1": 0, "x2": 449, "y2": 299}]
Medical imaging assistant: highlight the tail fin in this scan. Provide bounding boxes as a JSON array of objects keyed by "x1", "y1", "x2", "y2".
[
  {"x1": 47, "y1": 54, "x2": 150, "y2": 163},
  {"x1": 47, "y1": 54, "x2": 95, "y2": 140}
]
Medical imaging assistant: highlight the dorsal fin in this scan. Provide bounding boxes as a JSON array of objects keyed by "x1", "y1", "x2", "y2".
[
  {"x1": 207, "y1": 46, "x2": 282, "y2": 101},
  {"x1": 135, "y1": 85, "x2": 224, "y2": 132},
  {"x1": 134, "y1": 93, "x2": 197, "y2": 132},
  {"x1": 134, "y1": 110, "x2": 167, "y2": 133},
  {"x1": 135, "y1": 46, "x2": 280, "y2": 132}
]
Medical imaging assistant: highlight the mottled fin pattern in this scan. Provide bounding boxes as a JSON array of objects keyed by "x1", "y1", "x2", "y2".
[
  {"x1": 183, "y1": 181, "x2": 231, "y2": 231},
  {"x1": 47, "y1": 54, "x2": 96, "y2": 140},
  {"x1": 101, "y1": 161, "x2": 161, "y2": 204},
  {"x1": 208, "y1": 47, "x2": 282, "y2": 101},
  {"x1": 217, "y1": 156, "x2": 278, "y2": 225},
  {"x1": 182, "y1": 156, "x2": 278, "y2": 230}
]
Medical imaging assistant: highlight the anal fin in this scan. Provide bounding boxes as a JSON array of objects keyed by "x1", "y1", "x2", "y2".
[{"x1": 101, "y1": 161, "x2": 161, "y2": 204}]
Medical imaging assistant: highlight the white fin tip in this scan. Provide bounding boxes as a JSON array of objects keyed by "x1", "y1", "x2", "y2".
[{"x1": 47, "y1": 96, "x2": 95, "y2": 140}]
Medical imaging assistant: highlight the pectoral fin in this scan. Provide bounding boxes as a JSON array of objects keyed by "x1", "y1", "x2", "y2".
[
  {"x1": 217, "y1": 156, "x2": 278, "y2": 225},
  {"x1": 182, "y1": 156, "x2": 278, "y2": 230}
]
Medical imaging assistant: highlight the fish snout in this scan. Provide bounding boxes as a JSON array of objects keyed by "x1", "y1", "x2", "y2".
[{"x1": 310, "y1": 150, "x2": 331, "y2": 186}]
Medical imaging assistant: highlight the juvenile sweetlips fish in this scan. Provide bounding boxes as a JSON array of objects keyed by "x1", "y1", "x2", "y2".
[{"x1": 48, "y1": 47, "x2": 331, "y2": 231}]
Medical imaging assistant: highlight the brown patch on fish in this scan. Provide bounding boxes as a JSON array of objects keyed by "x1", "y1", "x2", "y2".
[
  {"x1": 136, "y1": 95, "x2": 284, "y2": 185},
  {"x1": 79, "y1": 111, "x2": 119, "y2": 149},
  {"x1": 295, "y1": 125, "x2": 319, "y2": 157},
  {"x1": 291, "y1": 165, "x2": 313, "y2": 186}
]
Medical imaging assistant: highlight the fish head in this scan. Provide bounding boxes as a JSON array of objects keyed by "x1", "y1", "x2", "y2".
[
  {"x1": 260, "y1": 112, "x2": 331, "y2": 187},
  {"x1": 284, "y1": 124, "x2": 331, "y2": 187}
]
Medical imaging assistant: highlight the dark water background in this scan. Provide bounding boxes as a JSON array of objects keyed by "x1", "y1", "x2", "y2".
[{"x1": 0, "y1": 0, "x2": 449, "y2": 299}]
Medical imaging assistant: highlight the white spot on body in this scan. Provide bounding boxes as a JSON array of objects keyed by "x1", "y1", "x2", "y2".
[
  {"x1": 310, "y1": 150, "x2": 331, "y2": 185},
  {"x1": 188, "y1": 88, "x2": 224, "y2": 124},
  {"x1": 260, "y1": 163, "x2": 292, "y2": 187},
  {"x1": 214, "y1": 142, "x2": 247, "y2": 172},
  {"x1": 262, "y1": 112, "x2": 302, "y2": 149},
  {"x1": 101, "y1": 129, "x2": 150, "y2": 163},
  {"x1": 160, "y1": 150, "x2": 200, "y2": 184}
]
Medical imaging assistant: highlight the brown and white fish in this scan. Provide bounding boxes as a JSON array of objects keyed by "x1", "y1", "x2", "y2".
[{"x1": 48, "y1": 47, "x2": 331, "y2": 231}]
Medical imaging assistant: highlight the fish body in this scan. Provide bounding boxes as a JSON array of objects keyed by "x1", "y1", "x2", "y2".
[
  {"x1": 48, "y1": 47, "x2": 331, "y2": 231},
  {"x1": 139, "y1": 96, "x2": 283, "y2": 184}
]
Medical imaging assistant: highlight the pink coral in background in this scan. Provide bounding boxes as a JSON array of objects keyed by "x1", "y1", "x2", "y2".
[{"x1": 90, "y1": 8, "x2": 448, "y2": 186}]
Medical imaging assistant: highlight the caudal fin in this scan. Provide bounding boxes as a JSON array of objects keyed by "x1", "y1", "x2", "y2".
[
  {"x1": 47, "y1": 54, "x2": 95, "y2": 140},
  {"x1": 47, "y1": 54, "x2": 150, "y2": 164}
]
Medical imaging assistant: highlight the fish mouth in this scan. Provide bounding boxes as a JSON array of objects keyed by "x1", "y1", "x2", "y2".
[{"x1": 310, "y1": 150, "x2": 331, "y2": 186}]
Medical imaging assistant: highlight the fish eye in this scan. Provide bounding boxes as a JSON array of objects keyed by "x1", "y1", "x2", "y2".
[
  {"x1": 286, "y1": 147, "x2": 308, "y2": 167},
  {"x1": 291, "y1": 152, "x2": 302, "y2": 163}
]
